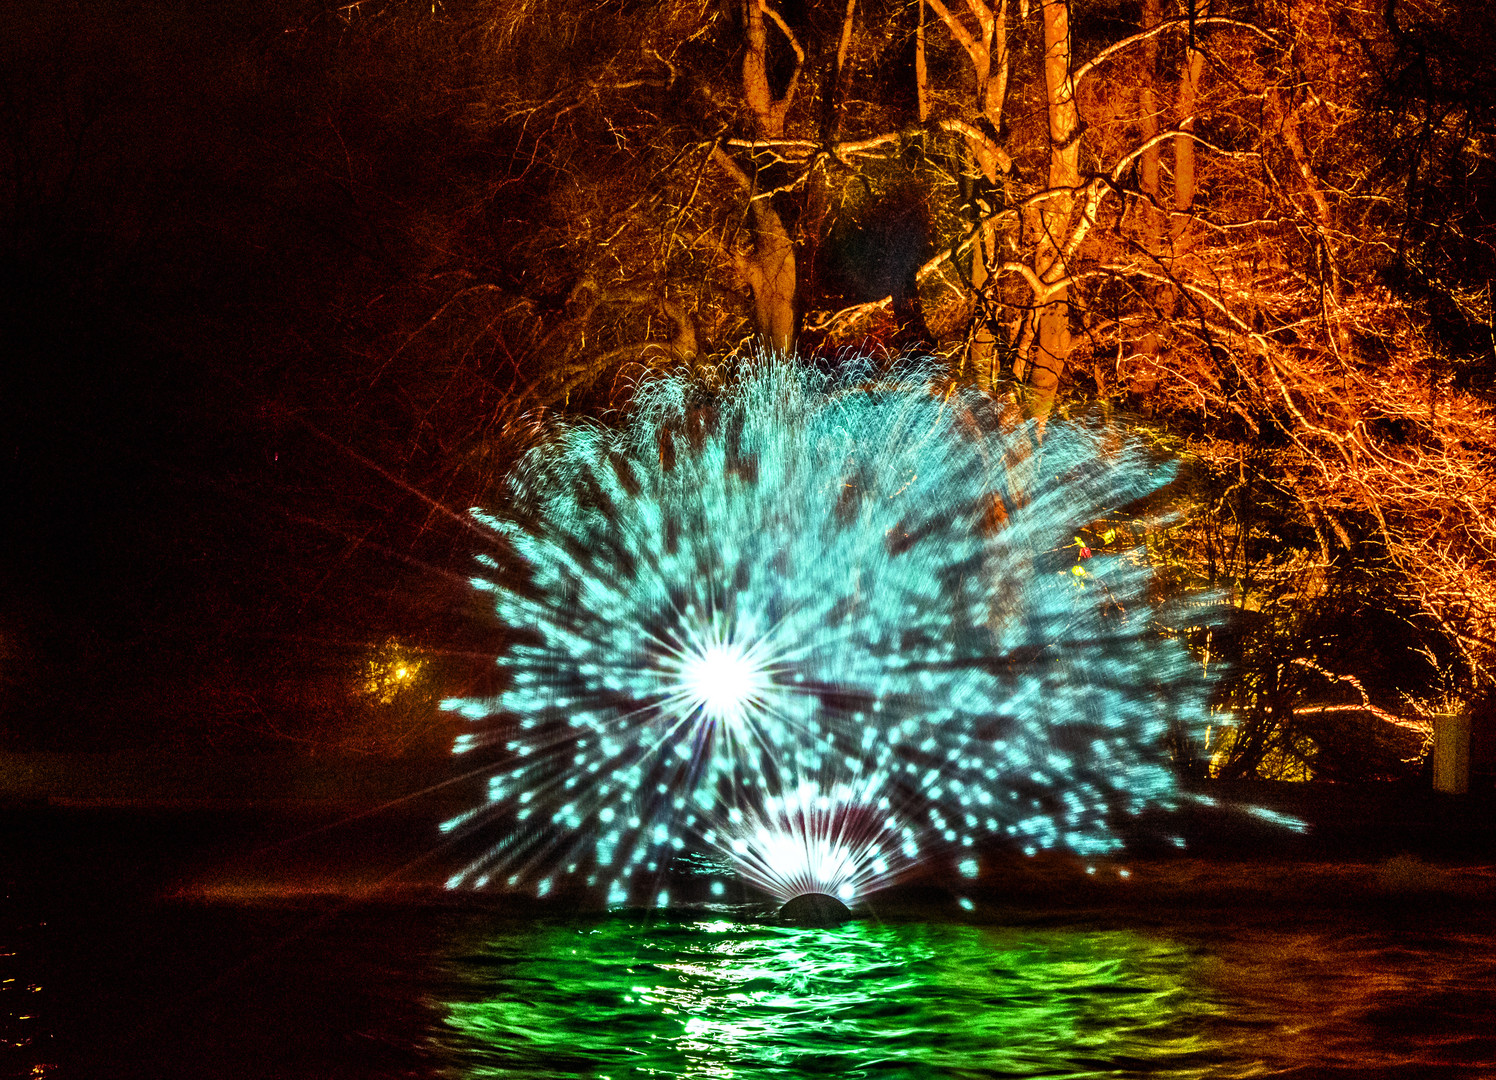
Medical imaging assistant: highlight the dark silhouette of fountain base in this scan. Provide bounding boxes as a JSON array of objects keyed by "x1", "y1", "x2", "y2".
[{"x1": 778, "y1": 892, "x2": 852, "y2": 927}]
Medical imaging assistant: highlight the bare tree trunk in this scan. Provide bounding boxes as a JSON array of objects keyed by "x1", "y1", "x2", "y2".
[
  {"x1": 1171, "y1": 16, "x2": 1204, "y2": 260},
  {"x1": 969, "y1": 0, "x2": 1010, "y2": 391},
  {"x1": 967, "y1": 130, "x2": 1009, "y2": 391},
  {"x1": 1131, "y1": 0, "x2": 1199, "y2": 391},
  {"x1": 1136, "y1": 5, "x2": 1204, "y2": 383},
  {"x1": 916, "y1": 0, "x2": 929, "y2": 123},
  {"x1": 742, "y1": 0, "x2": 802, "y2": 139},
  {"x1": 732, "y1": 0, "x2": 802, "y2": 352},
  {"x1": 1134, "y1": 0, "x2": 1165, "y2": 380},
  {"x1": 1022, "y1": 0, "x2": 1081, "y2": 419},
  {"x1": 820, "y1": 0, "x2": 859, "y2": 143},
  {"x1": 926, "y1": 0, "x2": 1011, "y2": 391},
  {"x1": 746, "y1": 202, "x2": 797, "y2": 354},
  {"x1": 714, "y1": 146, "x2": 797, "y2": 354}
]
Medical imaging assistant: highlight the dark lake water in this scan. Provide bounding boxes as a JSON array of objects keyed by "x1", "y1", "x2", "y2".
[{"x1": 4, "y1": 807, "x2": 1496, "y2": 1079}]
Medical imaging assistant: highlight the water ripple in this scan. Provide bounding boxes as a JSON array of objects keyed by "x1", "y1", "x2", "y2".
[{"x1": 436, "y1": 916, "x2": 1232, "y2": 1079}]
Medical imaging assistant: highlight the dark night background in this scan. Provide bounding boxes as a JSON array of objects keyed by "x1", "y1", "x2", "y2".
[{"x1": 1, "y1": 1, "x2": 505, "y2": 755}]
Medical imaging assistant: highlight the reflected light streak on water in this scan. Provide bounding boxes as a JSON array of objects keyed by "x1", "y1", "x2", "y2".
[{"x1": 437, "y1": 916, "x2": 1227, "y2": 1079}]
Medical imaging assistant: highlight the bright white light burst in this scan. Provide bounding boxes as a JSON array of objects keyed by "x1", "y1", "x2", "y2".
[{"x1": 666, "y1": 622, "x2": 775, "y2": 730}]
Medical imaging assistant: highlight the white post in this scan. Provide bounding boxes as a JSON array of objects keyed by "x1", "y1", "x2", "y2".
[{"x1": 1432, "y1": 710, "x2": 1470, "y2": 795}]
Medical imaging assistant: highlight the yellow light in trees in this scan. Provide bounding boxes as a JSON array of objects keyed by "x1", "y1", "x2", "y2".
[{"x1": 361, "y1": 638, "x2": 427, "y2": 706}]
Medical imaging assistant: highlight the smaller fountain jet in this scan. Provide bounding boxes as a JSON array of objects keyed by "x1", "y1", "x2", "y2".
[{"x1": 715, "y1": 777, "x2": 913, "y2": 925}]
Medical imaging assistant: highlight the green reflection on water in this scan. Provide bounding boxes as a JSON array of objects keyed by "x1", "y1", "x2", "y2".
[{"x1": 436, "y1": 915, "x2": 1227, "y2": 1079}]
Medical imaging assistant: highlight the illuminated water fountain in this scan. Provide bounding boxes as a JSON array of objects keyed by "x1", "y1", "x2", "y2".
[{"x1": 439, "y1": 358, "x2": 1211, "y2": 920}]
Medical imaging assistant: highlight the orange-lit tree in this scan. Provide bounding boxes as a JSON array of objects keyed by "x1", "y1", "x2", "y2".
[{"x1": 271, "y1": 0, "x2": 1494, "y2": 774}]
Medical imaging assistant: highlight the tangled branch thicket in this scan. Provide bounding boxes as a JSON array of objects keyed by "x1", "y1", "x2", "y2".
[{"x1": 282, "y1": 0, "x2": 1494, "y2": 777}]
